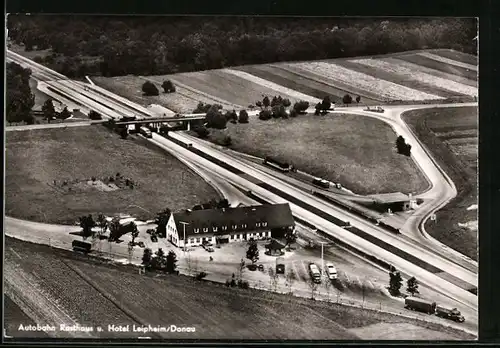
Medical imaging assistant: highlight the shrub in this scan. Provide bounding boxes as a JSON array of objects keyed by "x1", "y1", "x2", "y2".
[
  {"x1": 142, "y1": 81, "x2": 159, "y2": 96},
  {"x1": 258, "y1": 109, "x2": 272, "y2": 120},
  {"x1": 88, "y1": 110, "x2": 102, "y2": 120},
  {"x1": 238, "y1": 110, "x2": 249, "y2": 123},
  {"x1": 196, "y1": 271, "x2": 207, "y2": 280}
]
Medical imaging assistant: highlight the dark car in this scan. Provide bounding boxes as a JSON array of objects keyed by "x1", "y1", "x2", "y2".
[{"x1": 258, "y1": 264, "x2": 265, "y2": 271}]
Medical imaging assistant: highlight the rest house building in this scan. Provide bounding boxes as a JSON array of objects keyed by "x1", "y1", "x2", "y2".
[{"x1": 166, "y1": 203, "x2": 295, "y2": 247}]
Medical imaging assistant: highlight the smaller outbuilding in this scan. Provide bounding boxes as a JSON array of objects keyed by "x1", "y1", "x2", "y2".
[{"x1": 265, "y1": 239, "x2": 286, "y2": 256}]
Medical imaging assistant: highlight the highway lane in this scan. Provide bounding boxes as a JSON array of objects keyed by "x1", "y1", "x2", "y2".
[
  {"x1": 170, "y1": 130, "x2": 477, "y2": 287},
  {"x1": 184, "y1": 135, "x2": 478, "y2": 275},
  {"x1": 149, "y1": 133, "x2": 478, "y2": 311},
  {"x1": 6, "y1": 121, "x2": 95, "y2": 131}
]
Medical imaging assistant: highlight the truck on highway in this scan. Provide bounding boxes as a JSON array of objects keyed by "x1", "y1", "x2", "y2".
[
  {"x1": 435, "y1": 305, "x2": 465, "y2": 322},
  {"x1": 404, "y1": 297, "x2": 466, "y2": 322},
  {"x1": 404, "y1": 297, "x2": 436, "y2": 314},
  {"x1": 72, "y1": 240, "x2": 92, "y2": 254},
  {"x1": 308, "y1": 263, "x2": 322, "y2": 284}
]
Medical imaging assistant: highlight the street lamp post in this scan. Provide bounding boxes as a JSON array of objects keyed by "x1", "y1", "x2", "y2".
[
  {"x1": 179, "y1": 221, "x2": 189, "y2": 253},
  {"x1": 319, "y1": 241, "x2": 327, "y2": 276}
]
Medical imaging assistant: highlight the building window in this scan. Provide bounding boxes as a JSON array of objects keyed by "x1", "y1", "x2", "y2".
[
  {"x1": 203, "y1": 227, "x2": 208, "y2": 233},
  {"x1": 194, "y1": 228, "x2": 200, "y2": 233},
  {"x1": 190, "y1": 238, "x2": 195, "y2": 244},
  {"x1": 222, "y1": 226, "x2": 227, "y2": 231},
  {"x1": 262, "y1": 222, "x2": 268, "y2": 227},
  {"x1": 213, "y1": 226, "x2": 218, "y2": 232},
  {"x1": 242, "y1": 224, "x2": 247, "y2": 229},
  {"x1": 196, "y1": 238, "x2": 201, "y2": 243},
  {"x1": 256, "y1": 222, "x2": 261, "y2": 228}
]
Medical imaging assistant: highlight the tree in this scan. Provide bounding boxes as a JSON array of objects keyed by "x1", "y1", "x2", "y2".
[
  {"x1": 321, "y1": 96, "x2": 332, "y2": 111},
  {"x1": 285, "y1": 268, "x2": 295, "y2": 295},
  {"x1": 284, "y1": 230, "x2": 297, "y2": 247},
  {"x1": 142, "y1": 248, "x2": 153, "y2": 270},
  {"x1": 42, "y1": 99, "x2": 56, "y2": 122},
  {"x1": 289, "y1": 109, "x2": 298, "y2": 118},
  {"x1": 308, "y1": 278, "x2": 319, "y2": 300},
  {"x1": 407, "y1": 276, "x2": 419, "y2": 296},
  {"x1": 161, "y1": 80, "x2": 176, "y2": 93},
  {"x1": 79, "y1": 214, "x2": 96, "y2": 239},
  {"x1": 258, "y1": 109, "x2": 272, "y2": 120},
  {"x1": 205, "y1": 105, "x2": 227, "y2": 129},
  {"x1": 152, "y1": 248, "x2": 166, "y2": 270},
  {"x1": 293, "y1": 101, "x2": 309, "y2": 114},
  {"x1": 389, "y1": 269, "x2": 403, "y2": 296},
  {"x1": 58, "y1": 106, "x2": 72, "y2": 119},
  {"x1": 314, "y1": 102, "x2": 322, "y2": 115},
  {"x1": 88, "y1": 110, "x2": 102, "y2": 120},
  {"x1": 282, "y1": 98, "x2": 291, "y2": 107},
  {"x1": 255, "y1": 101, "x2": 263, "y2": 108},
  {"x1": 238, "y1": 110, "x2": 249, "y2": 123},
  {"x1": 268, "y1": 267, "x2": 279, "y2": 292},
  {"x1": 142, "y1": 81, "x2": 159, "y2": 96},
  {"x1": 166, "y1": 250, "x2": 178, "y2": 274},
  {"x1": 246, "y1": 240, "x2": 259, "y2": 265},
  {"x1": 342, "y1": 94, "x2": 353, "y2": 105},
  {"x1": 356, "y1": 95, "x2": 361, "y2": 103},
  {"x1": 263, "y1": 96, "x2": 270, "y2": 108},
  {"x1": 96, "y1": 213, "x2": 108, "y2": 251},
  {"x1": 119, "y1": 126, "x2": 128, "y2": 139},
  {"x1": 108, "y1": 217, "x2": 122, "y2": 242},
  {"x1": 155, "y1": 208, "x2": 171, "y2": 238},
  {"x1": 6, "y1": 62, "x2": 35, "y2": 124},
  {"x1": 130, "y1": 222, "x2": 139, "y2": 245},
  {"x1": 238, "y1": 258, "x2": 246, "y2": 280},
  {"x1": 220, "y1": 135, "x2": 232, "y2": 147},
  {"x1": 271, "y1": 96, "x2": 279, "y2": 107}
]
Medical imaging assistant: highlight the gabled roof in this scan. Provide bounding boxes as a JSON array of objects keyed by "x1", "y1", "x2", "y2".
[
  {"x1": 173, "y1": 203, "x2": 294, "y2": 237},
  {"x1": 265, "y1": 239, "x2": 286, "y2": 250}
]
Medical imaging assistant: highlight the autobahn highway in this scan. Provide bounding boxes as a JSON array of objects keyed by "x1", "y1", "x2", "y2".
[{"x1": 6, "y1": 50, "x2": 478, "y2": 313}]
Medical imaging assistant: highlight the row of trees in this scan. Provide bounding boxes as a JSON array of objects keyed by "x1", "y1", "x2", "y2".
[
  {"x1": 389, "y1": 266, "x2": 419, "y2": 296},
  {"x1": 142, "y1": 248, "x2": 178, "y2": 273},
  {"x1": 396, "y1": 135, "x2": 412, "y2": 156},
  {"x1": 79, "y1": 213, "x2": 140, "y2": 244},
  {"x1": 8, "y1": 16, "x2": 477, "y2": 77}
]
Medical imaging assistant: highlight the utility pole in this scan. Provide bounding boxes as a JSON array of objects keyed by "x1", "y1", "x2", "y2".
[{"x1": 179, "y1": 221, "x2": 189, "y2": 253}]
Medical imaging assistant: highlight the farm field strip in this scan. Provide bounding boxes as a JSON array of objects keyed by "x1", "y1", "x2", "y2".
[
  {"x1": 416, "y1": 52, "x2": 478, "y2": 71},
  {"x1": 275, "y1": 64, "x2": 385, "y2": 102},
  {"x1": 236, "y1": 65, "x2": 344, "y2": 103},
  {"x1": 396, "y1": 55, "x2": 477, "y2": 82},
  {"x1": 169, "y1": 73, "x2": 242, "y2": 108},
  {"x1": 430, "y1": 50, "x2": 478, "y2": 66},
  {"x1": 222, "y1": 69, "x2": 321, "y2": 104},
  {"x1": 336, "y1": 60, "x2": 462, "y2": 99},
  {"x1": 290, "y1": 62, "x2": 444, "y2": 101},
  {"x1": 142, "y1": 75, "x2": 241, "y2": 111},
  {"x1": 352, "y1": 59, "x2": 477, "y2": 97},
  {"x1": 209, "y1": 69, "x2": 305, "y2": 104},
  {"x1": 385, "y1": 58, "x2": 477, "y2": 87}
]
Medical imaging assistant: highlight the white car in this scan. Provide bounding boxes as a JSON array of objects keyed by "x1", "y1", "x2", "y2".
[{"x1": 325, "y1": 263, "x2": 338, "y2": 280}]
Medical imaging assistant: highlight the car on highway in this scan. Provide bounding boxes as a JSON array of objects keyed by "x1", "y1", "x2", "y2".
[
  {"x1": 325, "y1": 262, "x2": 338, "y2": 280},
  {"x1": 140, "y1": 126, "x2": 153, "y2": 138}
]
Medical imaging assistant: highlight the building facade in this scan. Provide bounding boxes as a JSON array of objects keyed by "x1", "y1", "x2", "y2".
[{"x1": 166, "y1": 203, "x2": 295, "y2": 248}]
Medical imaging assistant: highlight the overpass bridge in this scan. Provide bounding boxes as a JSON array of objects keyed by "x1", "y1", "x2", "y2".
[{"x1": 115, "y1": 114, "x2": 206, "y2": 131}]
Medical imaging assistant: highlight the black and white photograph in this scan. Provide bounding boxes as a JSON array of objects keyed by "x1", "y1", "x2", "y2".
[{"x1": 4, "y1": 15, "x2": 478, "y2": 341}]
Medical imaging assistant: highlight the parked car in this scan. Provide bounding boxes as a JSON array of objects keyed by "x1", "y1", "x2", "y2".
[
  {"x1": 258, "y1": 264, "x2": 265, "y2": 271},
  {"x1": 205, "y1": 247, "x2": 215, "y2": 252},
  {"x1": 325, "y1": 262, "x2": 338, "y2": 280},
  {"x1": 308, "y1": 263, "x2": 322, "y2": 284}
]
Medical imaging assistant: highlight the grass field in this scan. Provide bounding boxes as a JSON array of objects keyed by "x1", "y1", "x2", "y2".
[
  {"x1": 199, "y1": 114, "x2": 429, "y2": 195},
  {"x1": 4, "y1": 237, "x2": 475, "y2": 340},
  {"x1": 402, "y1": 106, "x2": 478, "y2": 260},
  {"x1": 5, "y1": 126, "x2": 219, "y2": 224}
]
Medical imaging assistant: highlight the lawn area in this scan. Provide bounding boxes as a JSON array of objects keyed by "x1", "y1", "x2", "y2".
[
  {"x1": 4, "y1": 237, "x2": 476, "y2": 340},
  {"x1": 402, "y1": 106, "x2": 478, "y2": 261},
  {"x1": 202, "y1": 114, "x2": 429, "y2": 195},
  {"x1": 5, "y1": 126, "x2": 220, "y2": 224}
]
